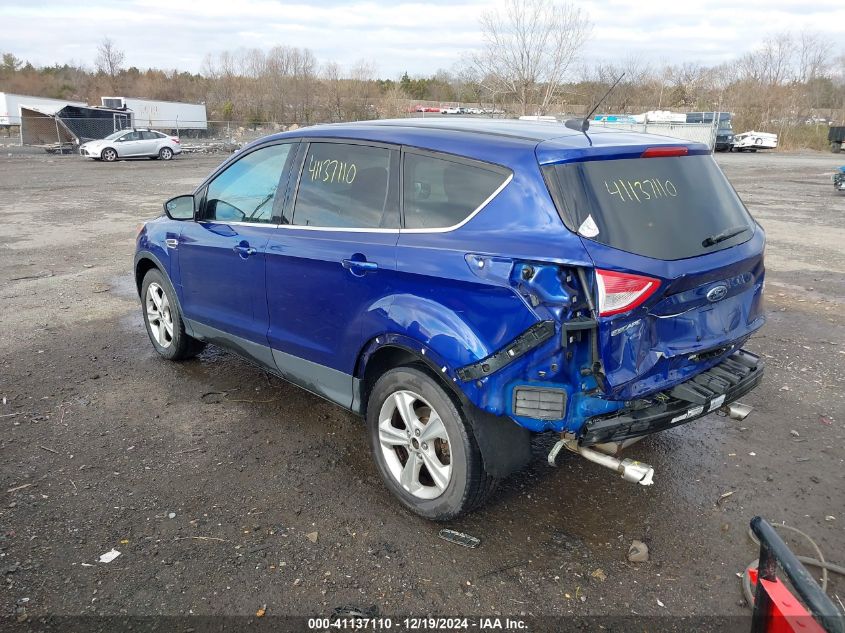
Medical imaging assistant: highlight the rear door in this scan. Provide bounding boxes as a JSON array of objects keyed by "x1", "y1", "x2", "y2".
[
  {"x1": 264, "y1": 139, "x2": 400, "y2": 405},
  {"x1": 545, "y1": 150, "x2": 766, "y2": 400},
  {"x1": 138, "y1": 131, "x2": 160, "y2": 156}
]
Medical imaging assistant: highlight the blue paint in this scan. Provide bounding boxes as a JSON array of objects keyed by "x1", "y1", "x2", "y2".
[{"x1": 135, "y1": 119, "x2": 765, "y2": 436}]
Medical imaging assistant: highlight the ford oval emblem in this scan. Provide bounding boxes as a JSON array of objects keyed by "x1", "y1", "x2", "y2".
[{"x1": 706, "y1": 284, "x2": 729, "y2": 302}]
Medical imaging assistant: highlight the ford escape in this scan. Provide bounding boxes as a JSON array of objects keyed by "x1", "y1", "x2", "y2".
[{"x1": 134, "y1": 118, "x2": 765, "y2": 520}]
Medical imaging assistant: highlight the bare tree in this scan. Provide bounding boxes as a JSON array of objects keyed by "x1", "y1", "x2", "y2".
[
  {"x1": 95, "y1": 37, "x2": 125, "y2": 82},
  {"x1": 797, "y1": 31, "x2": 832, "y2": 82},
  {"x1": 473, "y1": 0, "x2": 591, "y2": 115}
]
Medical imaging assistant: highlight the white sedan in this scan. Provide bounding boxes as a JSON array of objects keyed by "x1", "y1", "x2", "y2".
[{"x1": 79, "y1": 129, "x2": 182, "y2": 162}]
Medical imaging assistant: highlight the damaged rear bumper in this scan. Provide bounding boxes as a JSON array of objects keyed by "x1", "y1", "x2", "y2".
[{"x1": 578, "y1": 349, "x2": 763, "y2": 446}]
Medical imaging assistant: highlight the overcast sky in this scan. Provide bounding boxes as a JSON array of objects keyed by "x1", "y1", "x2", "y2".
[{"x1": 1, "y1": 0, "x2": 842, "y2": 78}]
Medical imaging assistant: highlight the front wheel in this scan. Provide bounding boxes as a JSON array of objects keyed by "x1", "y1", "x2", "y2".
[
  {"x1": 101, "y1": 148, "x2": 117, "y2": 162},
  {"x1": 141, "y1": 269, "x2": 205, "y2": 360},
  {"x1": 159, "y1": 147, "x2": 174, "y2": 161},
  {"x1": 367, "y1": 366, "x2": 496, "y2": 520}
]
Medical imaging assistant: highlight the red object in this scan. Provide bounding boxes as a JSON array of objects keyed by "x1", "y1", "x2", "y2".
[
  {"x1": 595, "y1": 269, "x2": 660, "y2": 316},
  {"x1": 641, "y1": 146, "x2": 689, "y2": 158},
  {"x1": 748, "y1": 567, "x2": 826, "y2": 633}
]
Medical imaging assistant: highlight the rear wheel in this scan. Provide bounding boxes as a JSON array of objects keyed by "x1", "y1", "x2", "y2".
[
  {"x1": 101, "y1": 148, "x2": 117, "y2": 162},
  {"x1": 159, "y1": 147, "x2": 174, "y2": 161},
  {"x1": 141, "y1": 269, "x2": 205, "y2": 360},
  {"x1": 367, "y1": 366, "x2": 496, "y2": 520}
]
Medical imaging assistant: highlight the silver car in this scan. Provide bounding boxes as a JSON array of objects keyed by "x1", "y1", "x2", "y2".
[{"x1": 79, "y1": 129, "x2": 182, "y2": 162}]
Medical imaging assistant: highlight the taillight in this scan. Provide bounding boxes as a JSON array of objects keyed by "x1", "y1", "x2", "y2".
[
  {"x1": 641, "y1": 146, "x2": 688, "y2": 158},
  {"x1": 595, "y1": 269, "x2": 660, "y2": 316},
  {"x1": 172, "y1": 137, "x2": 180, "y2": 144}
]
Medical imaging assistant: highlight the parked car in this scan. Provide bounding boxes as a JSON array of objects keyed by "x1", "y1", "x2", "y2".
[
  {"x1": 80, "y1": 128, "x2": 181, "y2": 162},
  {"x1": 134, "y1": 119, "x2": 765, "y2": 520},
  {"x1": 732, "y1": 131, "x2": 778, "y2": 152}
]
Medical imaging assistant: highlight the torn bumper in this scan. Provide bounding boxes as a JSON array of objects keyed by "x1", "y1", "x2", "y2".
[{"x1": 578, "y1": 349, "x2": 763, "y2": 446}]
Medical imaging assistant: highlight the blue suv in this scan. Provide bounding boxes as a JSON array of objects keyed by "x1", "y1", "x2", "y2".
[{"x1": 134, "y1": 119, "x2": 765, "y2": 519}]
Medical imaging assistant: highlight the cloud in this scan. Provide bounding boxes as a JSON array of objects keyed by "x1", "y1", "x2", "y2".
[{"x1": 1, "y1": 0, "x2": 842, "y2": 77}]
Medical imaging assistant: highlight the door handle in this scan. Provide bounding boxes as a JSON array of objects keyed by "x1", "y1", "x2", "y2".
[
  {"x1": 341, "y1": 259, "x2": 378, "y2": 274},
  {"x1": 233, "y1": 244, "x2": 256, "y2": 258}
]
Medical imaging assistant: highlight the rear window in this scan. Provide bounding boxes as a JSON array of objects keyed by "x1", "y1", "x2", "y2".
[
  {"x1": 548, "y1": 155, "x2": 754, "y2": 260},
  {"x1": 403, "y1": 153, "x2": 509, "y2": 229}
]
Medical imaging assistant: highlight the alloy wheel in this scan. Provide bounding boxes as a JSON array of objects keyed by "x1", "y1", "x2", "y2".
[
  {"x1": 377, "y1": 390, "x2": 453, "y2": 500},
  {"x1": 145, "y1": 282, "x2": 174, "y2": 348}
]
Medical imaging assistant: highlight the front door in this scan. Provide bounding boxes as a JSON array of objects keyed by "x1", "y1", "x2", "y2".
[
  {"x1": 115, "y1": 130, "x2": 145, "y2": 156},
  {"x1": 177, "y1": 142, "x2": 297, "y2": 357},
  {"x1": 265, "y1": 140, "x2": 400, "y2": 405}
]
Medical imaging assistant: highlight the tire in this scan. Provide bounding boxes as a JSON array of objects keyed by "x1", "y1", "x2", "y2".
[
  {"x1": 367, "y1": 366, "x2": 496, "y2": 520},
  {"x1": 101, "y1": 148, "x2": 117, "y2": 162},
  {"x1": 141, "y1": 268, "x2": 205, "y2": 361},
  {"x1": 832, "y1": 142, "x2": 842, "y2": 154},
  {"x1": 159, "y1": 147, "x2": 174, "y2": 161}
]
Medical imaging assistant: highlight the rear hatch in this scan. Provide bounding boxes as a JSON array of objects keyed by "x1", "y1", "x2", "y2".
[{"x1": 543, "y1": 145, "x2": 766, "y2": 401}]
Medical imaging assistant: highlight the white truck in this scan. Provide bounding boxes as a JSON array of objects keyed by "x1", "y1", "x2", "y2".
[
  {"x1": 731, "y1": 131, "x2": 778, "y2": 152},
  {"x1": 100, "y1": 97, "x2": 208, "y2": 131}
]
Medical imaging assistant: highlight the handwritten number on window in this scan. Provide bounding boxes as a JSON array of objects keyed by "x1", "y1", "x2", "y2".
[
  {"x1": 308, "y1": 154, "x2": 357, "y2": 184},
  {"x1": 603, "y1": 179, "x2": 677, "y2": 203}
]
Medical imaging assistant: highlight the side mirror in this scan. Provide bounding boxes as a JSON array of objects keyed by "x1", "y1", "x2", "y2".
[{"x1": 164, "y1": 194, "x2": 195, "y2": 220}]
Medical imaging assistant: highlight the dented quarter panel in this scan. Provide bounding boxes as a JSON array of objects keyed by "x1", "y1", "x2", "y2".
[{"x1": 386, "y1": 158, "x2": 606, "y2": 431}]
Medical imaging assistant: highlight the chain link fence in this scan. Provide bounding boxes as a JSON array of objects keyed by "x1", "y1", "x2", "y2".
[{"x1": 6, "y1": 110, "x2": 721, "y2": 154}]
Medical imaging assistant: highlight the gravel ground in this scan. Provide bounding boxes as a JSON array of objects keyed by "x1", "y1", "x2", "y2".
[{"x1": 0, "y1": 148, "x2": 843, "y2": 629}]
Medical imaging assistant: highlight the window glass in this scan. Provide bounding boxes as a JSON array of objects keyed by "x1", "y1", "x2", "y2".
[
  {"x1": 403, "y1": 153, "x2": 509, "y2": 229},
  {"x1": 549, "y1": 155, "x2": 753, "y2": 260},
  {"x1": 291, "y1": 142, "x2": 397, "y2": 229},
  {"x1": 120, "y1": 132, "x2": 140, "y2": 142},
  {"x1": 204, "y1": 144, "x2": 293, "y2": 224}
]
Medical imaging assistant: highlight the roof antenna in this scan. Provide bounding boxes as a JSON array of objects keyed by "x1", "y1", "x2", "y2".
[{"x1": 565, "y1": 72, "x2": 626, "y2": 145}]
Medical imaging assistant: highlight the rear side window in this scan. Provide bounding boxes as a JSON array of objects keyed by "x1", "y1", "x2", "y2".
[
  {"x1": 203, "y1": 143, "x2": 293, "y2": 224},
  {"x1": 549, "y1": 155, "x2": 754, "y2": 260},
  {"x1": 403, "y1": 153, "x2": 509, "y2": 229},
  {"x1": 291, "y1": 142, "x2": 399, "y2": 229}
]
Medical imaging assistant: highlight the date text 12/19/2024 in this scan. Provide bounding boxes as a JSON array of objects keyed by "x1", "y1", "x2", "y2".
[{"x1": 307, "y1": 616, "x2": 528, "y2": 630}]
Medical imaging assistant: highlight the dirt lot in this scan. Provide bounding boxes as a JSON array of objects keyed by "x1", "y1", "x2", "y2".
[{"x1": 0, "y1": 147, "x2": 843, "y2": 629}]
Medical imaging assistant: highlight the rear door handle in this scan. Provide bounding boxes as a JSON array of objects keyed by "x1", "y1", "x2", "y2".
[{"x1": 341, "y1": 259, "x2": 378, "y2": 273}]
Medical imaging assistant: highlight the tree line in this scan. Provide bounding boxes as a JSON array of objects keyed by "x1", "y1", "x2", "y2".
[{"x1": 1, "y1": 1, "x2": 843, "y2": 149}]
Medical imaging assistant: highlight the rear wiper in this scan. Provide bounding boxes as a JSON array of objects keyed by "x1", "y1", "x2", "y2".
[{"x1": 702, "y1": 225, "x2": 749, "y2": 248}]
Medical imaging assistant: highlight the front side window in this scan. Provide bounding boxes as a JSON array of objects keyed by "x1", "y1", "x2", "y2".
[
  {"x1": 203, "y1": 143, "x2": 293, "y2": 224},
  {"x1": 291, "y1": 142, "x2": 398, "y2": 229},
  {"x1": 120, "y1": 132, "x2": 140, "y2": 142},
  {"x1": 403, "y1": 153, "x2": 509, "y2": 229}
]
